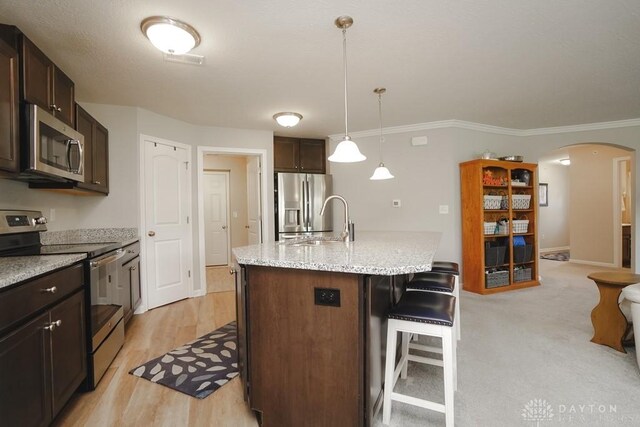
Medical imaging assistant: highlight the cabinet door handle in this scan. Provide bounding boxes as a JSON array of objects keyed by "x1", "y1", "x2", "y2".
[
  {"x1": 40, "y1": 286, "x2": 57, "y2": 294},
  {"x1": 93, "y1": 180, "x2": 101, "y2": 185},
  {"x1": 130, "y1": 265, "x2": 137, "y2": 271},
  {"x1": 44, "y1": 320, "x2": 62, "y2": 331},
  {"x1": 229, "y1": 267, "x2": 236, "y2": 275}
]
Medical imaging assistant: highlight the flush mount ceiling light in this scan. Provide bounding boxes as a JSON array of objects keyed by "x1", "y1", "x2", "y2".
[
  {"x1": 559, "y1": 158, "x2": 571, "y2": 166},
  {"x1": 370, "y1": 88, "x2": 394, "y2": 180},
  {"x1": 273, "y1": 112, "x2": 303, "y2": 128},
  {"x1": 141, "y1": 16, "x2": 201, "y2": 55},
  {"x1": 328, "y1": 16, "x2": 366, "y2": 163}
]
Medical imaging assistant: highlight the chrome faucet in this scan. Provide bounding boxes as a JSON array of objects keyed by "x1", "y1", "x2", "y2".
[{"x1": 320, "y1": 195, "x2": 351, "y2": 242}]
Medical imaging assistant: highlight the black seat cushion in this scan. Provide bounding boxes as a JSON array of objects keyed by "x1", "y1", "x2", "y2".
[
  {"x1": 408, "y1": 271, "x2": 455, "y2": 293},
  {"x1": 430, "y1": 261, "x2": 459, "y2": 275},
  {"x1": 388, "y1": 291, "x2": 455, "y2": 326}
]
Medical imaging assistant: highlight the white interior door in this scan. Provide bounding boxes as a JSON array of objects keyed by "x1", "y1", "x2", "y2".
[
  {"x1": 144, "y1": 139, "x2": 191, "y2": 309},
  {"x1": 204, "y1": 171, "x2": 229, "y2": 265},
  {"x1": 247, "y1": 156, "x2": 262, "y2": 244}
]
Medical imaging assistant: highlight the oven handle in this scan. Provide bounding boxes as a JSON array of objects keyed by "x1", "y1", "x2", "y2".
[{"x1": 90, "y1": 249, "x2": 126, "y2": 268}]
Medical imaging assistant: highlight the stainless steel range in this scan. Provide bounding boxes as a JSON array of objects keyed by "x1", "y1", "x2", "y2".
[{"x1": 0, "y1": 210, "x2": 129, "y2": 389}]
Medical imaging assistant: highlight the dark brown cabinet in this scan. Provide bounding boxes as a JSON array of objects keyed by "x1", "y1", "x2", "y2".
[
  {"x1": 0, "y1": 265, "x2": 85, "y2": 427},
  {"x1": 274, "y1": 136, "x2": 326, "y2": 173},
  {"x1": 0, "y1": 26, "x2": 19, "y2": 173},
  {"x1": 76, "y1": 105, "x2": 109, "y2": 194},
  {"x1": 623, "y1": 225, "x2": 631, "y2": 268},
  {"x1": 21, "y1": 36, "x2": 75, "y2": 127}
]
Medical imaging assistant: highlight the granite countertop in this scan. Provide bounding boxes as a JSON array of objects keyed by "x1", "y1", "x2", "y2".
[
  {"x1": 0, "y1": 254, "x2": 87, "y2": 290},
  {"x1": 233, "y1": 231, "x2": 441, "y2": 275},
  {"x1": 0, "y1": 228, "x2": 139, "y2": 290}
]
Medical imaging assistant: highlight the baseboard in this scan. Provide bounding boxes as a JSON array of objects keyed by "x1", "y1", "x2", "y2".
[
  {"x1": 540, "y1": 246, "x2": 570, "y2": 253},
  {"x1": 192, "y1": 289, "x2": 207, "y2": 298},
  {"x1": 569, "y1": 258, "x2": 617, "y2": 268}
]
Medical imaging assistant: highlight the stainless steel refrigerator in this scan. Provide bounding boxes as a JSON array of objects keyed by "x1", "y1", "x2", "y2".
[{"x1": 276, "y1": 173, "x2": 333, "y2": 239}]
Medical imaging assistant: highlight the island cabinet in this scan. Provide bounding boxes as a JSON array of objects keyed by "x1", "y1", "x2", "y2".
[
  {"x1": 460, "y1": 159, "x2": 540, "y2": 294},
  {"x1": 235, "y1": 265, "x2": 399, "y2": 427},
  {"x1": 0, "y1": 24, "x2": 19, "y2": 174},
  {"x1": 233, "y1": 231, "x2": 439, "y2": 427},
  {"x1": 0, "y1": 263, "x2": 86, "y2": 427},
  {"x1": 20, "y1": 35, "x2": 75, "y2": 127},
  {"x1": 274, "y1": 136, "x2": 326, "y2": 173},
  {"x1": 75, "y1": 105, "x2": 109, "y2": 194}
]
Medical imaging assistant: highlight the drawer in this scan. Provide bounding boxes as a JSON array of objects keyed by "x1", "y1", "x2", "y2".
[
  {"x1": 120, "y1": 241, "x2": 140, "y2": 265},
  {"x1": 0, "y1": 263, "x2": 83, "y2": 335}
]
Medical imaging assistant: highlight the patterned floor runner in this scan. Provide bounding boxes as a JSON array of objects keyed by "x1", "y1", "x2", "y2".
[{"x1": 129, "y1": 321, "x2": 238, "y2": 399}]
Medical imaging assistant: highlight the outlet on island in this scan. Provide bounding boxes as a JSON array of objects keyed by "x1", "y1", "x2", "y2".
[{"x1": 314, "y1": 287, "x2": 341, "y2": 307}]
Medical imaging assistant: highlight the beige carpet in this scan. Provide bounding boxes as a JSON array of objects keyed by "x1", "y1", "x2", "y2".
[
  {"x1": 374, "y1": 260, "x2": 640, "y2": 426},
  {"x1": 206, "y1": 265, "x2": 235, "y2": 293}
]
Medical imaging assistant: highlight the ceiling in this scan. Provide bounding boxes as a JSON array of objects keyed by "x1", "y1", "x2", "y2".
[{"x1": 1, "y1": 1, "x2": 639, "y2": 138}]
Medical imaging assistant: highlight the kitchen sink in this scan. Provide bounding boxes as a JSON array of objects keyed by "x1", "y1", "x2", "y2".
[{"x1": 282, "y1": 237, "x2": 346, "y2": 246}]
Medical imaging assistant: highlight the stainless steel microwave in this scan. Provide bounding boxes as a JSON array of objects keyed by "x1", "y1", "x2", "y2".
[{"x1": 25, "y1": 104, "x2": 85, "y2": 182}]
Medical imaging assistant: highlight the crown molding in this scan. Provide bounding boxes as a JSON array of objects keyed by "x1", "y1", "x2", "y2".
[{"x1": 328, "y1": 118, "x2": 640, "y2": 140}]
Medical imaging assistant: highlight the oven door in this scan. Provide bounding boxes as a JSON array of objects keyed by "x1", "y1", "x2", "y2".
[
  {"x1": 27, "y1": 104, "x2": 85, "y2": 182},
  {"x1": 89, "y1": 249, "x2": 126, "y2": 350}
]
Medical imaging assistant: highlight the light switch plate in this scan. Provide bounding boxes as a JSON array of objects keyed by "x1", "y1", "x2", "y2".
[
  {"x1": 439, "y1": 205, "x2": 449, "y2": 214},
  {"x1": 392, "y1": 199, "x2": 401, "y2": 208}
]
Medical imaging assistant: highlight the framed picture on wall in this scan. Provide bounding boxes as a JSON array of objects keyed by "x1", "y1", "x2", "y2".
[{"x1": 539, "y1": 183, "x2": 548, "y2": 207}]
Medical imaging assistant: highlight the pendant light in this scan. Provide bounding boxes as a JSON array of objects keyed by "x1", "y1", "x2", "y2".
[
  {"x1": 328, "y1": 16, "x2": 366, "y2": 163},
  {"x1": 370, "y1": 88, "x2": 394, "y2": 180}
]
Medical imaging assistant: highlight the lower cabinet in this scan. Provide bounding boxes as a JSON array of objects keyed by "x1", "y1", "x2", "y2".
[{"x1": 0, "y1": 290, "x2": 85, "y2": 427}]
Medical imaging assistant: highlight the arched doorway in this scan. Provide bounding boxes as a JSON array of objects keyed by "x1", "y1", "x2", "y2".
[{"x1": 538, "y1": 143, "x2": 635, "y2": 269}]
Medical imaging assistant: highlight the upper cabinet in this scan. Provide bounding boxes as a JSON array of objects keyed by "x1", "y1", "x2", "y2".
[
  {"x1": 21, "y1": 36, "x2": 75, "y2": 127},
  {"x1": 75, "y1": 105, "x2": 109, "y2": 194},
  {"x1": 274, "y1": 137, "x2": 326, "y2": 174},
  {"x1": 0, "y1": 27, "x2": 19, "y2": 173}
]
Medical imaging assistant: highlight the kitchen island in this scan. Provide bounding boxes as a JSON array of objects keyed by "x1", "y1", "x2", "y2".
[{"x1": 233, "y1": 231, "x2": 440, "y2": 427}]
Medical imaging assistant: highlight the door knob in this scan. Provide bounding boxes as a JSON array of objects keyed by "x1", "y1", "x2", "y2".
[
  {"x1": 148, "y1": 231, "x2": 156, "y2": 236},
  {"x1": 222, "y1": 225, "x2": 227, "y2": 230}
]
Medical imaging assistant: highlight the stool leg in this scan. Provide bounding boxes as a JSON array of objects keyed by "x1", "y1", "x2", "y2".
[
  {"x1": 452, "y1": 320, "x2": 458, "y2": 391},
  {"x1": 401, "y1": 332, "x2": 410, "y2": 379},
  {"x1": 383, "y1": 322, "x2": 398, "y2": 425},
  {"x1": 442, "y1": 328, "x2": 455, "y2": 426}
]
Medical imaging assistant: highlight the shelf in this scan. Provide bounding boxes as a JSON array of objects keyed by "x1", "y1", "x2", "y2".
[{"x1": 461, "y1": 159, "x2": 539, "y2": 295}]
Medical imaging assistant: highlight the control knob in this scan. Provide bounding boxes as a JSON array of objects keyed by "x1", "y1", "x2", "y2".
[{"x1": 33, "y1": 216, "x2": 47, "y2": 225}]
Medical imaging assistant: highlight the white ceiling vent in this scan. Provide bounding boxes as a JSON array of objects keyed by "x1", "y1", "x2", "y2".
[{"x1": 163, "y1": 52, "x2": 205, "y2": 66}]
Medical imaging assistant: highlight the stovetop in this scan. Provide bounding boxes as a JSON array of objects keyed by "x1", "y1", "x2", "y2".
[{"x1": 2, "y1": 242, "x2": 121, "y2": 258}]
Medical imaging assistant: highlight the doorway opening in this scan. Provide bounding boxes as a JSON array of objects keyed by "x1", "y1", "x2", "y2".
[
  {"x1": 538, "y1": 143, "x2": 635, "y2": 269},
  {"x1": 197, "y1": 147, "x2": 267, "y2": 294}
]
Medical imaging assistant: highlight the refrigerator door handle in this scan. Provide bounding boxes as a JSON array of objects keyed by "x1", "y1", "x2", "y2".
[
  {"x1": 305, "y1": 179, "x2": 311, "y2": 229},
  {"x1": 301, "y1": 179, "x2": 308, "y2": 228}
]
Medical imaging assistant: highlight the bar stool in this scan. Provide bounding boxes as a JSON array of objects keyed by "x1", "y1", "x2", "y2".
[
  {"x1": 383, "y1": 291, "x2": 456, "y2": 426},
  {"x1": 404, "y1": 272, "x2": 457, "y2": 374},
  {"x1": 414, "y1": 261, "x2": 461, "y2": 340},
  {"x1": 622, "y1": 283, "x2": 640, "y2": 370}
]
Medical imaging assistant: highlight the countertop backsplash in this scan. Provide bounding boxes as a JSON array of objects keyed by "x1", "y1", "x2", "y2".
[{"x1": 40, "y1": 228, "x2": 139, "y2": 245}]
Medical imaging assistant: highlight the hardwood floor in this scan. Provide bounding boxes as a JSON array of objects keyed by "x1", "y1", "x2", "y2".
[{"x1": 54, "y1": 291, "x2": 258, "y2": 427}]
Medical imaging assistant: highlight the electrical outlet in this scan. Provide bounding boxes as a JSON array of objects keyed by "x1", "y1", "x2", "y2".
[
  {"x1": 49, "y1": 208, "x2": 56, "y2": 222},
  {"x1": 314, "y1": 288, "x2": 341, "y2": 307},
  {"x1": 439, "y1": 205, "x2": 449, "y2": 214},
  {"x1": 392, "y1": 199, "x2": 401, "y2": 208}
]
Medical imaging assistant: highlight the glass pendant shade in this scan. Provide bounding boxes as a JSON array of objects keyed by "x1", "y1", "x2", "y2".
[
  {"x1": 328, "y1": 137, "x2": 367, "y2": 163},
  {"x1": 141, "y1": 17, "x2": 201, "y2": 55},
  {"x1": 370, "y1": 163, "x2": 394, "y2": 180}
]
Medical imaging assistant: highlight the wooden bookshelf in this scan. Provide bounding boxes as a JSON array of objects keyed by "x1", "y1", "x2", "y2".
[{"x1": 460, "y1": 159, "x2": 540, "y2": 294}]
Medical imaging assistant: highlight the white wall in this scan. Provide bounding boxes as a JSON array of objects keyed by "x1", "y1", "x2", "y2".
[
  {"x1": 538, "y1": 162, "x2": 570, "y2": 251},
  {"x1": 330, "y1": 125, "x2": 640, "y2": 270}
]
